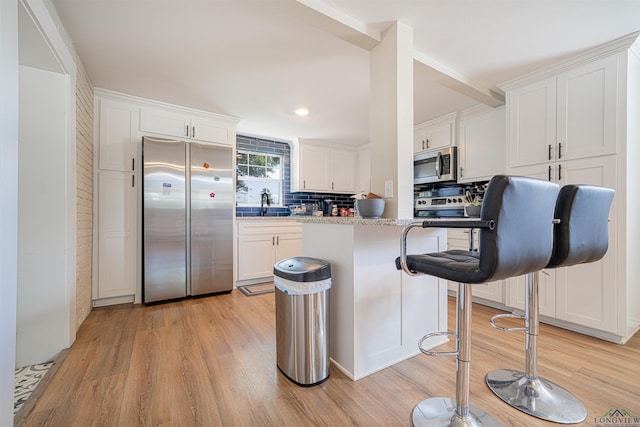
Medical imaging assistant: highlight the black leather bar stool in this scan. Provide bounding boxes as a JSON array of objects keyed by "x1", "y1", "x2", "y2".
[
  {"x1": 485, "y1": 184, "x2": 614, "y2": 424},
  {"x1": 397, "y1": 175, "x2": 559, "y2": 427}
]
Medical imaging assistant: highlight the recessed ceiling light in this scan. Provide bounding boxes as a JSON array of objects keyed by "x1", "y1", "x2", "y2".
[{"x1": 294, "y1": 106, "x2": 310, "y2": 117}]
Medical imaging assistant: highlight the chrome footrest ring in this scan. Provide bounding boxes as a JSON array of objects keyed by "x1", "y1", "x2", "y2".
[
  {"x1": 418, "y1": 331, "x2": 458, "y2": 357},
  {"x1": 489, "y1": 313, "x2": 526, "y2": 332}
]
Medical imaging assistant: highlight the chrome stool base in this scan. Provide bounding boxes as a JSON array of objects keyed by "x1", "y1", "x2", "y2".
[
  {"x1": 486, "y1": 369, "x2": 587, "y2": 424},
  {"x1": 412, "y1": 397, "x2": 503, "y2": 427}
]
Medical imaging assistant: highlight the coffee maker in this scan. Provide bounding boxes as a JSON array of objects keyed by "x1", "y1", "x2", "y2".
[{"x1": 321, "y1": 199, "x2": 333, "y2": 216}]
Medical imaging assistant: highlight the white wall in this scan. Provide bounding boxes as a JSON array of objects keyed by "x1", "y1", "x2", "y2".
[
  {"x1": 356, "y1": 144, "x2": 370, "y2": 194},
  {"x1": 0, "y1": 0, "x2": 19, "y2": 423},
  {"x1": 17, "y1": 65, "x2": 70, "y2": 367}
]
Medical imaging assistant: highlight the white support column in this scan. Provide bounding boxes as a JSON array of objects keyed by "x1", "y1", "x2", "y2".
[{"x1": 369, "y1": 22, "x2": 414, "y2": 219}]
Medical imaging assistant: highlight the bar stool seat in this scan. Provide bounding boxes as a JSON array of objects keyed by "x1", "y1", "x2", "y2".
[
  {"x1": 398, "y1": 175, "x2": 560, "y2": 427},
  {"x1": 485, "y1": 184, "x2": 614, "y2": 424}
]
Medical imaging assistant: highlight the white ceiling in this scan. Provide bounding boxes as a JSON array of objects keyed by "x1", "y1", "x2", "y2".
[{"x1": 51, "y1": 0, "x2": 640, "y2": 146}]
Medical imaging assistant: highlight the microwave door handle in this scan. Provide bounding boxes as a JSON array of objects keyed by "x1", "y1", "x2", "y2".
[{"x1": 435, "y1": 152, "x2": 442, "y2": 179}]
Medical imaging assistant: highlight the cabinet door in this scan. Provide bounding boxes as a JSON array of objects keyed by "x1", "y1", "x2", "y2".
[
  {"x1": 507, "y1": 77, "x2": 556, "y2": 167},
  {"x1": 140, "y1": 106, "x2": 190, "y2": 139},
  {"x1": 414, "y1": 126, "x2": 428, "y2": 153},
  {"x1": 509, "y1": 162, "x2": 554, "y2": 182},
  {"x1": 299, "y1": 144, "x2": 330, "y2": 191},
  {"x1": 424, "y1": 118, "x2": 454, "y2": 151},
  {"x1": 330, "y1": 149, "x2": 356, "y2": 193},
  {"x1": 190, "y1": 116, "x2": 234, "y2": 145},
  {"x1": 98, "y1": 98, "x2": 138, "y2": 171},
  {"x1": 458, "y1": 107, "x2": 506, "y2": 183},
  {"x1": 504, "y1": 271, "x2": 556, "y2": 317},
  {"x1": 556, "y1": 55, "x2": 618, "y2": 161},
  {"x1": 447, "y1": 229, "x2": 503, "y2": 303},
  {"x1": 274, "y1": 233, "x2": 302, "y2": 264},
  {"x1": 555, "y1": 155, "x2": 616, "y2": 332},
  {"x1": 96, "y1": 171, "x2": 136, "y2": 298},
  {"x1": 237, "y1": 234, "x2": 274, "y2": 281}
]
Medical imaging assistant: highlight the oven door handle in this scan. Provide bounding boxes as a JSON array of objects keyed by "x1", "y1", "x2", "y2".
[{"x1": 435, "y1": 151, "x2": 442, "y2": 179}]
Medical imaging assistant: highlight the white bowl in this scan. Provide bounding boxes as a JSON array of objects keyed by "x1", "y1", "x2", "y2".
[
  {"x1": 465, "y1": 205, "x2": 481, "y2": 217},
  {"x1": 356, "y1": 199, "x2": 385, "y2": 218}
]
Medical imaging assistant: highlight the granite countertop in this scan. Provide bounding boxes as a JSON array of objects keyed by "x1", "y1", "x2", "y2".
[
  {"x1": 294, "y1": 216, "x2": 419, "y2": 226},
  {"x1": 236, "y1": 216, "x2": 481, "y2": 227},
  {"x1": 235, "y1": 216, "x2": 301, "y2": 221}
]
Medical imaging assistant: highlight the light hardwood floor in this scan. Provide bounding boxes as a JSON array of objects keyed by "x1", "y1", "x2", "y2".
[{"x1": 20, "y1": 291, "x2": 639, "y2": 426}]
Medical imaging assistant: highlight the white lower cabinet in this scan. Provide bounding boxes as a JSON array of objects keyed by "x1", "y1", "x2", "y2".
[
  {"x1": 95, "y1": 170, "x2": 137, "y2": 301},
  {"x1": 507, "y1": 155, "x2": 617, "y2": 333},
  {"x1": 504, "y1": 271, "x2": 556, "y2": 318},
  {"x1": 236, "y1": 220, "x2": 302, "y2": 283},
  {"x1": 447, "y1": 229, "x2": 504, "y2": 304}
]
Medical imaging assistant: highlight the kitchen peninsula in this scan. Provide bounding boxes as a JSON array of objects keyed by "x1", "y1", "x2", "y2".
[{"x1": 296, "y1": 216, "x2": 448, "y2": 380}]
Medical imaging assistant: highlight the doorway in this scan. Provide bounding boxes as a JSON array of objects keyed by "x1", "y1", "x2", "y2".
[{"x1": 16, "y1": 0, "x2": 77, "y2": 368}]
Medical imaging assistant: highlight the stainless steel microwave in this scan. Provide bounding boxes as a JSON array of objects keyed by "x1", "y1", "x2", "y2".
[{"x1": 414, "y1": 146, "x2": 457, "y2": 185}]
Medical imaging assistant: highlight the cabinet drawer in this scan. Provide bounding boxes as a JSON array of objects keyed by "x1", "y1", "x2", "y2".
[{"x1": 238, "y1": 221, "x2": 301, "y2": 236}]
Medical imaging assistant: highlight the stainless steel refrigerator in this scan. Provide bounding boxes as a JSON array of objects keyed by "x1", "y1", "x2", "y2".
[{"x1": 142, "y1": 136, "x2": 233, "y2": 303}]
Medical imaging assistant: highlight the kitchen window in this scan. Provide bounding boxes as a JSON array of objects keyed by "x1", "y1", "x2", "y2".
[{"x1": 236, "y1": 151, "x2": 282, "y2": 206}]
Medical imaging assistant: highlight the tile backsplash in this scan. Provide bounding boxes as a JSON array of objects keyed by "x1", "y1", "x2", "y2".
[{"x1": 235, "y1": 135, "x2": 355, "y2": 217}]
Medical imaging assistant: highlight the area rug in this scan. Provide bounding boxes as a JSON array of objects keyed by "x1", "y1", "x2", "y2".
[
  {"x1": 238, "y1": 282, "x2": 275, "y2": 296},
  {"x1": 14, "y1": 361, "x2": 54, "y2": 414}
]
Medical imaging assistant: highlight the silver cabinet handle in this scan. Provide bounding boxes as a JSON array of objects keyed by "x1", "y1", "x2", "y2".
[
  {"x1": 185, "y1": 125, "x2": 189, "y2": 137},
  {"x1": 426, "y1": 138, "x2": 430, "y2": 149},
  {"x1": 131, "y1": 175, "x2": 135, "y2": 187},
  {"x1": 460, "y1": 167, "x2": 464, "y2": 178},
  {"x1": 132, "y1": 158, "x2": 135, "y2": 171},
  {"x1": 548, "y1": 144, "x2": 552, "y2": 161},
  {"x1": 272, "y1": 236, "x2": 275, "y2": 246},
  {"x1": 558, "y1": 142, "x2": 562, "y2": 159},
  {"x1": 548, "y1": 165, "x2": 552, "y2": 181},
  {"x1": 277, "y1": 236, "x2": 280, "y2": 245},
  {"x1": 558, "y1": 164, "x2": 562, "y2": 181},
  {"x1": 332, "y1": 182, "x2": 334, "y2": 190},
  {"x1": 192, "y1": 126, "x2": 195, "y2": 138},
  {"x1": 303, "y1": 180, "x2": 306, "y2": 189}
]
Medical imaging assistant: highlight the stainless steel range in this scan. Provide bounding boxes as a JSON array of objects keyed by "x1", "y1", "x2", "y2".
[{"x1": 414, "y1": 187, "x2": 469, "y2": 218}]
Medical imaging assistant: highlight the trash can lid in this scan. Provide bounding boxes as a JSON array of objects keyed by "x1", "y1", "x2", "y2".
[{"x1": 273, "y1": 257, "x2": 331, "y2": 282}]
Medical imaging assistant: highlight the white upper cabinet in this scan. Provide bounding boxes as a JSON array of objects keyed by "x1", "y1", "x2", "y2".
[
  {"x1": 140, "y1": 106, "x2": 236, "y2": 145},
  {"x1": 414, "y1": 112, "x2": 456, "y2": 153},
  {"x1": 330, "y1": 149, "x2": 356, "y2": 192},
  {"x1": 298, "y1": 143, "x2": 331, "y2": 191},
  {"x1": 508, "y1": 55, "x2": 618, "y2": 168},
  {"x1": 292, "y1": 141, "x2": 356, "y2": 194},
  {"x1": 97, "y1": 98, "x2": 139, "y2": 172},
  {"x1": 457, "y1": 106, "x2": 506, "y2": 183}
]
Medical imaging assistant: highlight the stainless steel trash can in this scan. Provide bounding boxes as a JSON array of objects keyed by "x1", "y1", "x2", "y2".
[{"x1": 274, "y1": 257, "x2": 331, "y2": 386}]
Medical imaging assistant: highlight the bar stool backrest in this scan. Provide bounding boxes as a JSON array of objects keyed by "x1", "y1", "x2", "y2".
[
  {"x1": 479, "y1": 175, "x2": 559, "y2": 282},
  {"x1": 546, "y1": 185, "x2": 615, "y2": 268}
]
